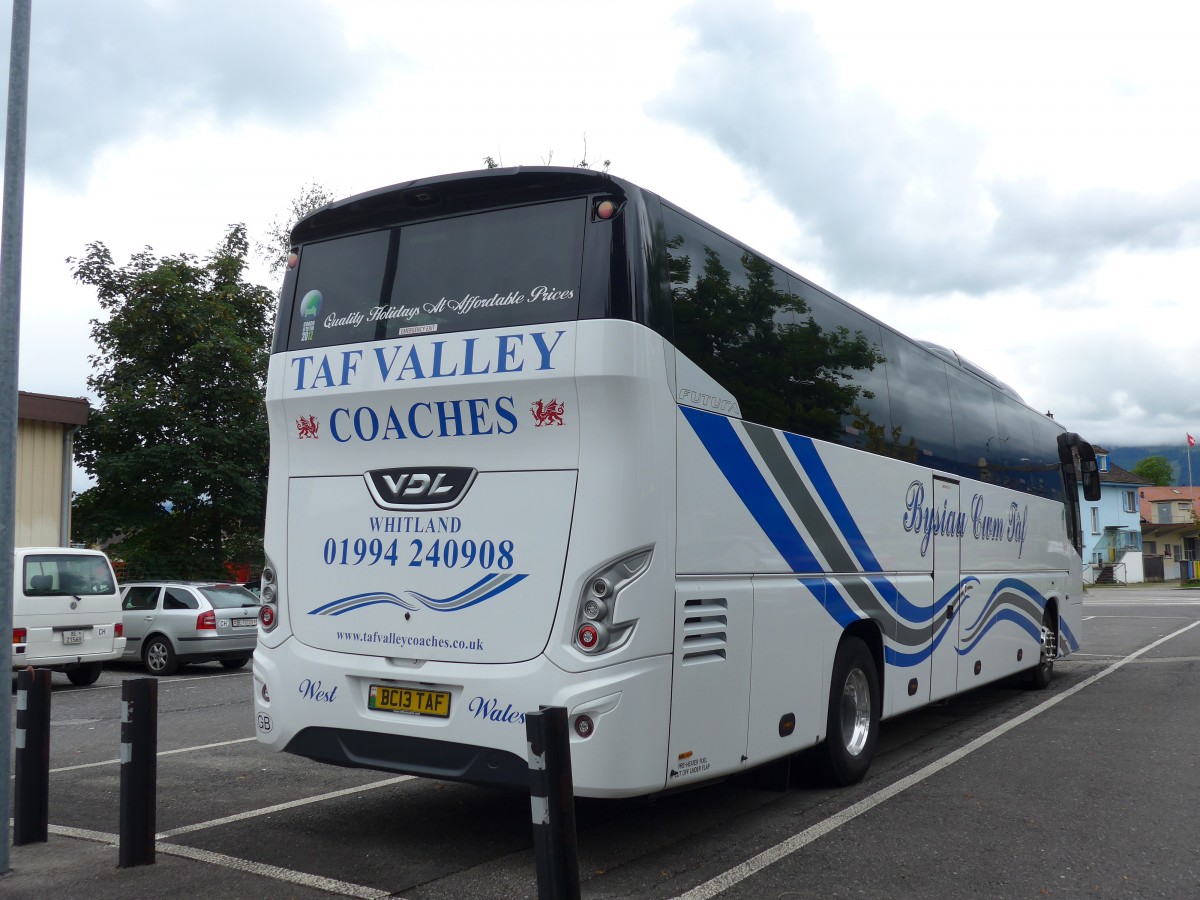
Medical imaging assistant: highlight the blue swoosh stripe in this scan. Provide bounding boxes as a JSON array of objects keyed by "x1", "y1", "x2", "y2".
[
  {"x1": 784, "y1": 432, "x2": 882, "y2": 572},
  {"x1": 957, "y1": 608, "x2": 1042, "y2": 654},
  {"x1": 408, "y1": 574, "x2": 528, "y2": 611},
  {"x1": 1059, "y1": 618, "x2": 1079, "y2": 652},
  {"x1": 787, "y1": 431, "x2": 948, "y2": 623},
  {"x1": 682, "y1": 407, "x2": 820, "y2": 572},
  {"x1": 308, "y1": 591, "x2": 417, "y2": 616},
  {"x1": 407, "y1": 574, "x2": 502, "y2": 607}
]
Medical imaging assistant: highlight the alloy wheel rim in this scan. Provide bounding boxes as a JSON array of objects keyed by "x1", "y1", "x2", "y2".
[{"x1": 840, "y1": 667, "x2": 872, "y2": 756}]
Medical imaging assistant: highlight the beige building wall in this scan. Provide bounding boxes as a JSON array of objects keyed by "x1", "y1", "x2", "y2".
[
  {"x1": 16, "y1": 418, "x2": 67, "y2": 545},
  {"x1": 14, "y1": 392, "x2": 89, "y2": 547}
]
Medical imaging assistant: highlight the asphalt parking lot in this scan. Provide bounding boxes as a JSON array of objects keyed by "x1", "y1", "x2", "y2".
[{"x1": 5, "y1": 584, "x2": 1200, "y2": 898}]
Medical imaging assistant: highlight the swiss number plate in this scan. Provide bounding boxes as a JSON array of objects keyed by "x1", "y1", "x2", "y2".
[
  {"x1": 368, "y1": 684, "x2": 451, "y2": 718},
  {"x1": 63, "y1": 630, "x2": 84, "y2": 645},
  {"x1": 232, "y1": 617, "x2": 258, "y2": 627}
]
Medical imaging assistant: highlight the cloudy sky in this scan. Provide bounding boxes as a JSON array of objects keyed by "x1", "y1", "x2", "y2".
[{"x1": 6, "y1": 0, "x2": 1199, "y2": 471}]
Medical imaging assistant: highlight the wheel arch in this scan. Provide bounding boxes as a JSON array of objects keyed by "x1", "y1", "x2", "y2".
[
  {"x1": 842, "y1": 617, "x2": 885, "y2": 696},
  {"x1": 140, "y1": 631, "x2": 173, "y2": 652}
]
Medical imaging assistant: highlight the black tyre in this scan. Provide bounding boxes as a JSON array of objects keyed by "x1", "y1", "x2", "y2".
[
  {"x1": 219, "y1": 656, "x2": 250, "y2": 670},
  {"x1": 820, "y1": 636, "x2": 880, "y2": 786},
  {"x1": 66, "y1": 662, "x2": 103, "y2": 686},
  {"x1": 1027, "y1": 608, "x2": 1056, "y2": 690},
  {"x1": 142, "y1": 635, "x2": 179, "y2": 676}
]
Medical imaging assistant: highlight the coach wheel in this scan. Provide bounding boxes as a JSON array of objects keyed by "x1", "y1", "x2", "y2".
[
  {"x1": 66, "y1": 662, "x2": 103, "y2": 686},
  {"x1": 821, "y1": 635, "x2": 880, "y2": 786},
  {"x1": 143, "y1": 635, "x2": 179, "y2": 676},
  {"x1": 1028, "y1": 608, "x2": 1056, "y2": 690}
]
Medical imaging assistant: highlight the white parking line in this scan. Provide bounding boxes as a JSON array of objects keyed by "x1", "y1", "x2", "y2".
[
  {"x1": 48, "y1": 737, "x2": 257, "y2": 773},
  {"x1": 56, "y1": 670, "x2": 252, "y2": 693},
  {"x1": 675, "y1": 618, "x2": 1200, "y2": 900},
  {"x1": 158, "y1": 774, "x2": 414, "y2": 837},
  {"x1": 33, "y1": 823, "x2": 391, "y2": 899}
]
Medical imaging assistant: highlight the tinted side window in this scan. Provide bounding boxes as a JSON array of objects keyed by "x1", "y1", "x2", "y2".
[
  {"x1": 993, "y1": 395, "x2": 1038, "y2": 493},
  {"x1": 948, "y1": 372, "x2": 999, "y2": 482},
  {"x1": 789, "y1": 278, "x2": 891, "y2": 455},
  {"x1": 666, "y1": 206, "x2": 886, "y2": 443},
  {"x1": 881, "y1": 331, "x2": 955, "y2": 471},
  {"x1": 164, "y1": 588, "x2": 199, "y2": 611},
  {"x1": 123, "y1": 586, "x2": 160, "y2": 612},
  {"x1": 1029, "y1": 414, "x2": 1066, "y2": 502}
]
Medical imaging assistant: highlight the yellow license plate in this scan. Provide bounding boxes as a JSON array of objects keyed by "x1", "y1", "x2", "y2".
[{"x1": 368, "y1": 684, "x2": 451, "y2": 718}]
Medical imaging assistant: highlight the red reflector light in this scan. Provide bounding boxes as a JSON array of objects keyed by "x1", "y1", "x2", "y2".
[
  {"x1": 259, "y1": 605, "x2": 276, "y2": 629},
  {"x1": 197, "y1": 610, "x2": 217, "y2": 630},
  {"x1": 577, "y1": 623, "x2": 599, "y2": 650},
  {"x1": 13, "y1": 627, "x2": 26, "y2": 644},
  {"x1": 115, "y1": 623, "x2": 124, "y2": 638},
  {"x1": 574, "y1": 715, "x2": 595, "y2": 738}
]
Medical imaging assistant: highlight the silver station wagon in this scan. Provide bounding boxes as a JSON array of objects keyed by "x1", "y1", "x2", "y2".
[{"x1": 119, "y1": 581, "x2": 260, "y2": 675}]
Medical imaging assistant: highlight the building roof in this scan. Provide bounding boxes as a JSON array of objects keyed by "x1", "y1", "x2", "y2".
[
  {"x1": 1138, "y1": 485, "x2": 1200, "y2": 523},
  {"x1": 1100, "y1": 463, "x2": 1152, "y2": 486},
  {"x1": 1139, "y1": 485, "x2": 1200, "y2": 502},
  {"x1": 17, "y1": 391, "x2": 89, "y2": 427}
]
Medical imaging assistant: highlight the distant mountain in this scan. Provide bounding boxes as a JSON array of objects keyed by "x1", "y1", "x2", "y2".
[{"x1": 1103, "y1": 444, "x2": 1198, "y2": 486}]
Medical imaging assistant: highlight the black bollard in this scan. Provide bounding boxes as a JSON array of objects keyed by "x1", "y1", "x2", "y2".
[
  {"x1": 119, "y1": 678, "x2": 158, "y2": 867},
  {"x1": 13, "y1": 667, "x2": 52, "y2": 845},
  {"x1": 525, "y1": 705, "x2": 580, "y2": 900}
]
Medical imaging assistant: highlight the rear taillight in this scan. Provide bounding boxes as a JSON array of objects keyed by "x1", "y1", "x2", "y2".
[
  {"x1": 197, "y1": 610, "x2": 216, "y2": 630},
  {"x1": 572, "y1": 548, "x2": 651, "y2": 655},
  {"x1": 259, "y1": 560, "x2": 278, "y2": 633},
  {"x1": 114, "y1": 623, "x2": 124, "y2": 638},
  {"x1": 13, "y1": 627, "x2": 26, "y2": 644}
]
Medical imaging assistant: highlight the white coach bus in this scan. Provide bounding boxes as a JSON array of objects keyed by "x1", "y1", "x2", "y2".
[{"x1": 253, "y1": 167, "x2": 1099, "y2": 796}]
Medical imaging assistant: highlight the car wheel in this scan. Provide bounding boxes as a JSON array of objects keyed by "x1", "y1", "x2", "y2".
[
  {"x1": 219, "y1": 656, "x2": 250, "y2": 670},
  {"x1": 66, "y1": 662, "x2": 103, "y2": 686},
  {"x1": 142, "y1": 635, "x2": 179, "y2": 676},
  {"x1": 820, "y1": 636, "x2": 880, "y2": 786}
]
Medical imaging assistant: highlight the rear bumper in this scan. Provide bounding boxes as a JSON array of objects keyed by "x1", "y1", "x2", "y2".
[
  {"x1": 286, "y1": 727, "x2": 528, "y2": 789},
  {"x1": 173, "y1": 633, "x2": 257, "y2": 661},
  {"x1": 253, "y1": 637, "x2": 674, "y2": 798},
  {"x1": 12, "y1": 640, "x2": 126, "y2": 670}
]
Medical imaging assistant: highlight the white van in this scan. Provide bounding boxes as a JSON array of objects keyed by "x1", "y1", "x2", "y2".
[{"x1": 12, "y1": 547, "x2": 126, "y2": 685}]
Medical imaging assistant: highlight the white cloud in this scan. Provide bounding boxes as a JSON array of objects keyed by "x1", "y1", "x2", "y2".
[
  {"x1": 652, "y1": 0, "x2": 1200, "y2": 298},
  {"x1": 5, "y1": 0, "x2": 382, "y2": 187},
  {"x1": 6, "y1": 0, "x2": 1197, "y2": 468}
]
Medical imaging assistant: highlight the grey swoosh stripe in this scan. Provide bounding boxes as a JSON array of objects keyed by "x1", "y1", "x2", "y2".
[
  {"x1": 414, "y1": 575, "x2": 517, "y2": 608},
  {"x1": 961, "y1": 589, "x2": 1043, "y2": 639},
  {"x1": 743, "y1": 422, "x2": 938, "y2": 648}
]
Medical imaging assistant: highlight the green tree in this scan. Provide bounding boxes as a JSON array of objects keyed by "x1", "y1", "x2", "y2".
[
  {"x1": 1132, "y1": 455, "x2": 1174, "y2": 486},
  {"x1": 69, "y1": 224, "x2": 275, "y2": 578},
  {"x1": 258, "y1": 180, "x2": 336, "y2": 276}
]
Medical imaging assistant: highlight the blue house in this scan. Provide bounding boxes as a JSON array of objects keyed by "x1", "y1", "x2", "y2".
[{"x1": 1079, "y1": 446, "x2": 1149, "y2": 584}]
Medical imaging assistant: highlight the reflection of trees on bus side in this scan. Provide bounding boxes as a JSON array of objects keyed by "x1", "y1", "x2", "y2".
[
  {"x1": 850, "y1": 405, "x2": 919, "y2": 463},
  {"x1": 669, "y1": 237, "x2": 885, "y2": 445}
]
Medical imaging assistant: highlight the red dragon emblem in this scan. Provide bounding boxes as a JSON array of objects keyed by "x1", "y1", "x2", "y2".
[
  {"x1": 296, "y1": 415, "x2": 320, "y2": 439},
  {"x1": 530, "y1": 399, "x2": 565, "y2": 427}
]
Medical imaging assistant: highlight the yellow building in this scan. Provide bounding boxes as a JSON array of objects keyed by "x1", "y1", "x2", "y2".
[{"x1": 15, "y1": 391, "x2": 89, "y2": 546}]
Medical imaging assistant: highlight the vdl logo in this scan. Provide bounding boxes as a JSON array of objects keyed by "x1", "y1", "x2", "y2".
[{"x1": 364, "y1": 466, "x2": 477, "y2": 511}]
